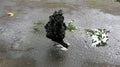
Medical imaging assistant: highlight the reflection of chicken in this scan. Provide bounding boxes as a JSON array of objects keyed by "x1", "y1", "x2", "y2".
[{"x1": 45, "y1": 10, "x2": 69, "y2": 49}]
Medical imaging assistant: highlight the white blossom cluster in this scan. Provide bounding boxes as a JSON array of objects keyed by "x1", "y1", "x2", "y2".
[{"x1": 86, "y1": 29, "x2": 109, "y2": 47}]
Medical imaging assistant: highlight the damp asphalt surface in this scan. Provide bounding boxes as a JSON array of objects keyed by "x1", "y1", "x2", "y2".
[{"x1": 0, "y1": 0, "x2": 120, "y2": 67}]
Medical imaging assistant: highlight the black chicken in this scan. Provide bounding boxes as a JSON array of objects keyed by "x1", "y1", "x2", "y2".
[{"x1": 45, "y1": 10, "x2": 69, "y2": 48}]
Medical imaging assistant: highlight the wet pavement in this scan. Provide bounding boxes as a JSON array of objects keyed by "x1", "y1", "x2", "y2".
[{"x1": 0, "y1": 0, "x2": 120, "y2": 67}]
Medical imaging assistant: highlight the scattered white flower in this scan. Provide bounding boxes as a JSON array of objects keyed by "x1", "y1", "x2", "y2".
[
  {"x1": 86, "y1": 29, "x2": 109, "y2": 47},
  {"x1": 92, "y1": 35, "x2": 98, "y2": 40},
  {"x1": 102, "y1": 33, "x2": 109, "y2": 43},
  {"x1": 91, "y1": 35, "x2": 101, "y2": 46}
]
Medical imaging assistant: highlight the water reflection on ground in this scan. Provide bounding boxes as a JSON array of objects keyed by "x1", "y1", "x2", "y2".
[{"x1": 44, "y1": 47, "x2": 68, "y2": 67}]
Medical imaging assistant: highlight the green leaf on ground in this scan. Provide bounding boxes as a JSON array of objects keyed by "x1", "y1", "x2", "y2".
[{"x1": 67, "y1": 22, "x2": 77, "y2": 32}]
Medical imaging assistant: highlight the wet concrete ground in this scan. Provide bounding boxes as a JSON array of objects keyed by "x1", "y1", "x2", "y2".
[{"x1": 0, "y1": 0, "x2": 120, "y2": 67}]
